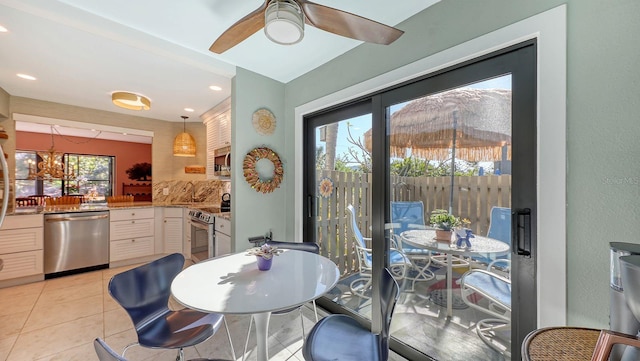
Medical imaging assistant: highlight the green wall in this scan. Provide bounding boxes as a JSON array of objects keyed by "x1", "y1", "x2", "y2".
[
  {"x1": 232, "y1": 68, "x2": 286, "y2": 252},
  {"x1": 233, "y1": 0, "x2": 640, "y2": 328}
]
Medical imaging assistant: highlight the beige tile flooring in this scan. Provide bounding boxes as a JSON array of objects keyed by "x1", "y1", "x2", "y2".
[{"x1": 0, "y1": 264, "x2": 407, "y2": 361}]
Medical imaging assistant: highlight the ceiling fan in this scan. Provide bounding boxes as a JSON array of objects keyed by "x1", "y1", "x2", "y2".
[{"x1": 209, "y1": 0, "x2": 404, "y2": 54}]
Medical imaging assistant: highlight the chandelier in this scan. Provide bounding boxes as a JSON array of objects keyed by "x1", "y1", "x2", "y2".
[{"x1": 27, "y1": 126, "x2": 76, "y2": 180}]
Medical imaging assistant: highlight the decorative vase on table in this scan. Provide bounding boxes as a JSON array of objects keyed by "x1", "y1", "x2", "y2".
[{"x1": 256, "y1": 256, "x2": 273, "y2": 271}]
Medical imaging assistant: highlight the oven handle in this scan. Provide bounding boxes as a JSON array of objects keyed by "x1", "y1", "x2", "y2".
[{"x1": 190, "y1": 219, "x2": 212, "y2": 230}]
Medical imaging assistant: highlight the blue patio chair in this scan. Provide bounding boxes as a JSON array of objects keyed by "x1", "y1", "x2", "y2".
[
  {"x1": 390, "y1": 201, "x2": 435, "y2": 289},
  {"x1": 347, "y1": 204, "x2": 408, "y2": 298},
  {"x1": 474, "y1": 206, "x2": 512, "y2": 267}
]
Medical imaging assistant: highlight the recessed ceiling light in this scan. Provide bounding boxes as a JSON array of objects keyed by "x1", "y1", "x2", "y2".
[
  {"x1": 17, "y1": 73, "x2": 36, "y2": 80},
  {"x1": 184, "y1": 108, "x2": 194, "y2": 112},
  {"x1": 122, "y1": 132, "x2": 128, "y2": 136},
  {"x1": 209, "y1": 85, "x2": 222, "y2": 91},
  {"x1": 0, "y1": 25, "x2": 8, "y2": 33}
]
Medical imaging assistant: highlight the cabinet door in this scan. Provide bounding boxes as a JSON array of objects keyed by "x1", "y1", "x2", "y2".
[
  {"x1": 163, "y1": 217, "x2": 183, "y2": 254},
  {"x1": 110, "y1": 237, "x2": 154, "y2": 262},
  {"x1": 215, "y1": 232, "x2": 231, "y2": 257},
  {"x1": 110, "y1": 218, "x2": 154, "y2": 240},
  {"x1": 0, "y1": 250, "x2": 43, "y2": 280}
]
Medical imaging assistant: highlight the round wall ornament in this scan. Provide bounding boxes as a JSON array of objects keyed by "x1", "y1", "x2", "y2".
[
  {"x1": 318, "y1": 177, "x2": 334, "y2": 198},
  {"x1": 243, "y1": 146, "x2": 283, "y2": 194},
  {"x1": 252, "y1": 108, "x2": 276, "y2": 135}
]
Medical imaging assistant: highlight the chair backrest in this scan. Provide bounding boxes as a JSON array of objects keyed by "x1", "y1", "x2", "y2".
[
  {"x1": 390, "y1": 201, "x2": 425, "y2": 234},
  {"x1": 346, "y1": 204, "x2": 366, "y2": 248},
  {"x1": 487, "y1": 207, "x2": 511, "y2": 245},
  {"x1": 266, "y1": 240, "x2": 319, "y2": 254},
  {"x1": 94, "y1": 338, "x2": 127, "y2": 361},
  {"x1": 379, "y1": 267, "x2": 401, "y2": 361},
  {"x1": 108, "y1": 253, "x2": 185, "y2": 329}
]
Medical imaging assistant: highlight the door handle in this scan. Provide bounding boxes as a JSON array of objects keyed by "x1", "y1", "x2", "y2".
[
  {"x1": 512, "y1": 208, "x2": 531, "y2": 257},
  {"x1": 307, "y1": 195, "x2": 314, "y2": 218}
]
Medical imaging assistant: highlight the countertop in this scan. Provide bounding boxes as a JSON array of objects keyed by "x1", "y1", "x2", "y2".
[{"x1": 10, "y1": 201, "x2": 231, "y2": 219}]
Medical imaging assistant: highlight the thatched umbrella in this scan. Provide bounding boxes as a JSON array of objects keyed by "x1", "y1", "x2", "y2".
[
  {"x1": 364, "y1": 88, "x2": 512, "y2": 162},
  {"x1": 364, "y1": 88, "x2": 512, "y2": 213}
]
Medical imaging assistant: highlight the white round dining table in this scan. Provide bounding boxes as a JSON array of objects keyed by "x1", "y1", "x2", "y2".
[
  {"x1": 401, "y1": 229, "x2": 510, "y2": 317},
  {"x1": 171, "y1": 249, "x2": 340, "y2": 361}
]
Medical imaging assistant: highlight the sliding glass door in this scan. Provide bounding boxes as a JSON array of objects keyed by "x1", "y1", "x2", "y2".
[{"x1": 304, "y1": 41, "x2": 536, "y2": 360}]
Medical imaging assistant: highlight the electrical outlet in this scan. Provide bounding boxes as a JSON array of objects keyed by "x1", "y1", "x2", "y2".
[{"x1": 162, "y1": 187, "x2": 169, "y2": 195}]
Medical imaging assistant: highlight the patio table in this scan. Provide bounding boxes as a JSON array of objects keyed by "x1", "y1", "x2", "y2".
[
  {"x1": 171, "y1": 249, "x2": 339, "y2": 361},
  {"x1": 401, "y1": 229, "x2": 510, "y2": 317}
]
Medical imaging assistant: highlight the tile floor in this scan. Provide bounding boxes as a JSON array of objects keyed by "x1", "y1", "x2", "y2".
[{"x1": 0, "y1": 263, "x2": 408, "y2": 361}]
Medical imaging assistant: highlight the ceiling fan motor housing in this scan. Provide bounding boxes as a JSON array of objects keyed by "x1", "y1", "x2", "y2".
[{"x1": 264, "y1": 0, "x2": 305, "y2": 45}]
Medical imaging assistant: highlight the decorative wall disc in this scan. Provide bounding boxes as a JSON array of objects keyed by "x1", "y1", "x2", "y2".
[
  {"x1": 252, "y1": 108, "x2": 276, "y2": 135},
  {"x1": 318, "y1": 177, "x2": 334, "y2": 198},
  {"x1": 243, "y1": 146, "x2": 283, "y2": 194}
]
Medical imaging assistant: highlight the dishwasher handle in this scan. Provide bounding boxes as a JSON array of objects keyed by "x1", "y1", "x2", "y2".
[{"x1": 46, "y1": 214, "x2": 109, "y2": 223}]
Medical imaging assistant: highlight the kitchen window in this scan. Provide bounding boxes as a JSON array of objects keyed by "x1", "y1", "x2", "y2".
[{"x1": 15, "y1": 151, "x2": 114, "y2": 197}]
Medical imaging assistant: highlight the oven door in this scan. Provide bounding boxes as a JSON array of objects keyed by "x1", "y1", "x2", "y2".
[{"x1": 190, "y1": 219, "x2": 214, "y2": 262}]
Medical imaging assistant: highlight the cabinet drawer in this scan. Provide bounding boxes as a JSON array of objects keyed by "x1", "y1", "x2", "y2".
[
  {"x1": 110, "y1": 207, "x2": 155, "y2": 222},
  {"x1": 215, "y1": 217, "x2": 230, "y2": 236},
  {"x1": 110, "y1": 218, "x2": 154, "y2": 240},
  {"x1": 1, "y1": 214, "x2": 43, "y2": 230},
  {"x1": 164, "y1": 207, "x2": 183, "y2": 217},
  {"x1": 0, "y1": 250, "x2": 43, "y2": 280},
  {"x1": 110, "y1": 237, "x2": 154, "y2": 262},
  {"x1": 0, "y1": 227, "x2": 43, "y2": 254}
]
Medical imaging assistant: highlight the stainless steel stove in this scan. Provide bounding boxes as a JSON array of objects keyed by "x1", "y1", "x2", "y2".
[{"x1": 188, "y1": 208, "x2": 217, "y2": 262}]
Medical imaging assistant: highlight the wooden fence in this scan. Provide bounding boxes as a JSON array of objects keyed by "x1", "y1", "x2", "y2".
[{"x1": 315, "y1": 170, "x2": 511, "y2": 276}]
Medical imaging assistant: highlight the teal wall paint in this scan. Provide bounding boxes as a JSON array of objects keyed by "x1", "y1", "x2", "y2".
[{"x1": 232, "y1": 68, "x2": 286, "y2": 253}]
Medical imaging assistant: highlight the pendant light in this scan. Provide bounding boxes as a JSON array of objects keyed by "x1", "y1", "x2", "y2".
[
  {"x1": 28, "y1": 126, "x2": 76, "y2": 180},
  {"x1": 173, "y1": 116, "x2": 196, "y2": 157}
]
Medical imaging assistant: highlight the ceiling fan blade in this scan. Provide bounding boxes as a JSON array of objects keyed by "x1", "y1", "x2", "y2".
[
  {"x1": 209, "y1": 1, "x2": 268, "y2": 54},
  {"x1": 298, "y1": 0, "x2": 404, "y2": 45}
]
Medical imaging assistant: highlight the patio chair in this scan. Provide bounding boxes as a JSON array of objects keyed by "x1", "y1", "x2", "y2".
[
  {"x1": 390, "y1": 201, "x2": 435, "y2": 290},
  {"x1": 108, "y1": 253, "x2": 236, "y2": 361},
  {"x1": 347, "y1": 204, "x2": 408, "y2": 298},
  {"x1": 302, "y1": 268, "x2": 400, "y2": 361},
  {"x1": 521, "y1": 327, "x2": 640, "y2": 361},
  {"x1": 459, "y1": 264, "x2": 512, "y2": 357},
  {"x1": 473, "y1": 206, "x2": 512, "y2": 267}
]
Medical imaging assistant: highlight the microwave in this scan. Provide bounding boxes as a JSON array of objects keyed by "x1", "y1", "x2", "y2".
[{"x1": 213, "y1": 146, "x2": 231, "y2": 177}]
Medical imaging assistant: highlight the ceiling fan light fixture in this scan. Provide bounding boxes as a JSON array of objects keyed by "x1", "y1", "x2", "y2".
[
  {"x1": 112, "y1": 91, "x2": 151, "y2": 111},
  {"x1": 264, "y1": 0, "x2": 304, "y2": 45}
]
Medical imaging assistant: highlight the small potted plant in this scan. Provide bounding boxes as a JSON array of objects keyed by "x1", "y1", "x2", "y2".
[
  {"x1": 429, "y1": 209, "x2": 460, "y2": 243},
  {"x1": 246, "y1": 244, "x2": 283, "y2": 270}
]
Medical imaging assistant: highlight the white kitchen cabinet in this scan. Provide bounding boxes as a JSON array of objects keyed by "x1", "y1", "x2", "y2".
[
  {"x1": 202, "y1": 97, "x2": 231, "y2": 179},
  {"x1": 109, "y1": 207, "x2": 155, "y2": 262},
  {"x1": 214, "y1": 215, "x2": 232, "y2": 256},
  {"x1": 162, "y1": 207, "x2": 183, "y2": 254},
  {"x1": 0, "y1": 214, "x2": 44, "y2": 281}
]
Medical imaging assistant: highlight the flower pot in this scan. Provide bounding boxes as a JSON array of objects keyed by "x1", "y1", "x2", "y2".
[
  {"x1": 435, "y1": 229, "x2": 452, "y2": 243},
  {"x1": 256, "y1": 256, "x2": 273, "y2": 271}
]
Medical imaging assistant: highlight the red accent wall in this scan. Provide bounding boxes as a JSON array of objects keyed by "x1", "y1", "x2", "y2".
[{"x1": 16, "y1": 131, "x2": 152, "y2": 196}]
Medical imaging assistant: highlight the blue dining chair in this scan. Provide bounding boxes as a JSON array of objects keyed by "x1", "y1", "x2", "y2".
[
  {"x1": 473, "y1": 206, "x2": 512, "y2": 267},
  {"x1": 302, "y1": 268, "x2": 400, "y2": 361},
  {"x1": 94, "y1": 337, "x2": 233, "y2": 361},
  {"x1": 108, "y1": 253, "x2": 236, "y2": 361},
  {"x1": 242, "y1": 240, "x2": 321, "y2": 360}
]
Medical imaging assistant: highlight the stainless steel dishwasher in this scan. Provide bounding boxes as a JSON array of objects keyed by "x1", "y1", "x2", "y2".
[{"x1": 44, "y1": 211, "x2": 110, "y2": 276}]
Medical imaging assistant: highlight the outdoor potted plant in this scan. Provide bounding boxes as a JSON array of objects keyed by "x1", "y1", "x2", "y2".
[
  {"x1": 246, "y1": 243, "x2": 283, "y2": 271},
  {"x1": 429, "y1": 209, "x2": 460, "y2": 243}
]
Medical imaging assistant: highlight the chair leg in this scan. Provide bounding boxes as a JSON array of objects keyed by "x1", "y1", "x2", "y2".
[
  {"x1": 176, "y1": 348, "x2": 184, "y2": 361},
  {"x1": 475, "y1": 318, "x2": 511, "y2": 358},
  {"x1": 122, "y1": 342, "x2": 138, "y2": 357}
]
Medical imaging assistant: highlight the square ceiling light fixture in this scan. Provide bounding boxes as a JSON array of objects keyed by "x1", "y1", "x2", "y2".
[
  {"x1": 112, "y1": 91, "x2": 151, "y2": 111},
  {"x1": 264, "y1": 0, "x2": 304, "y2": 45}
]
